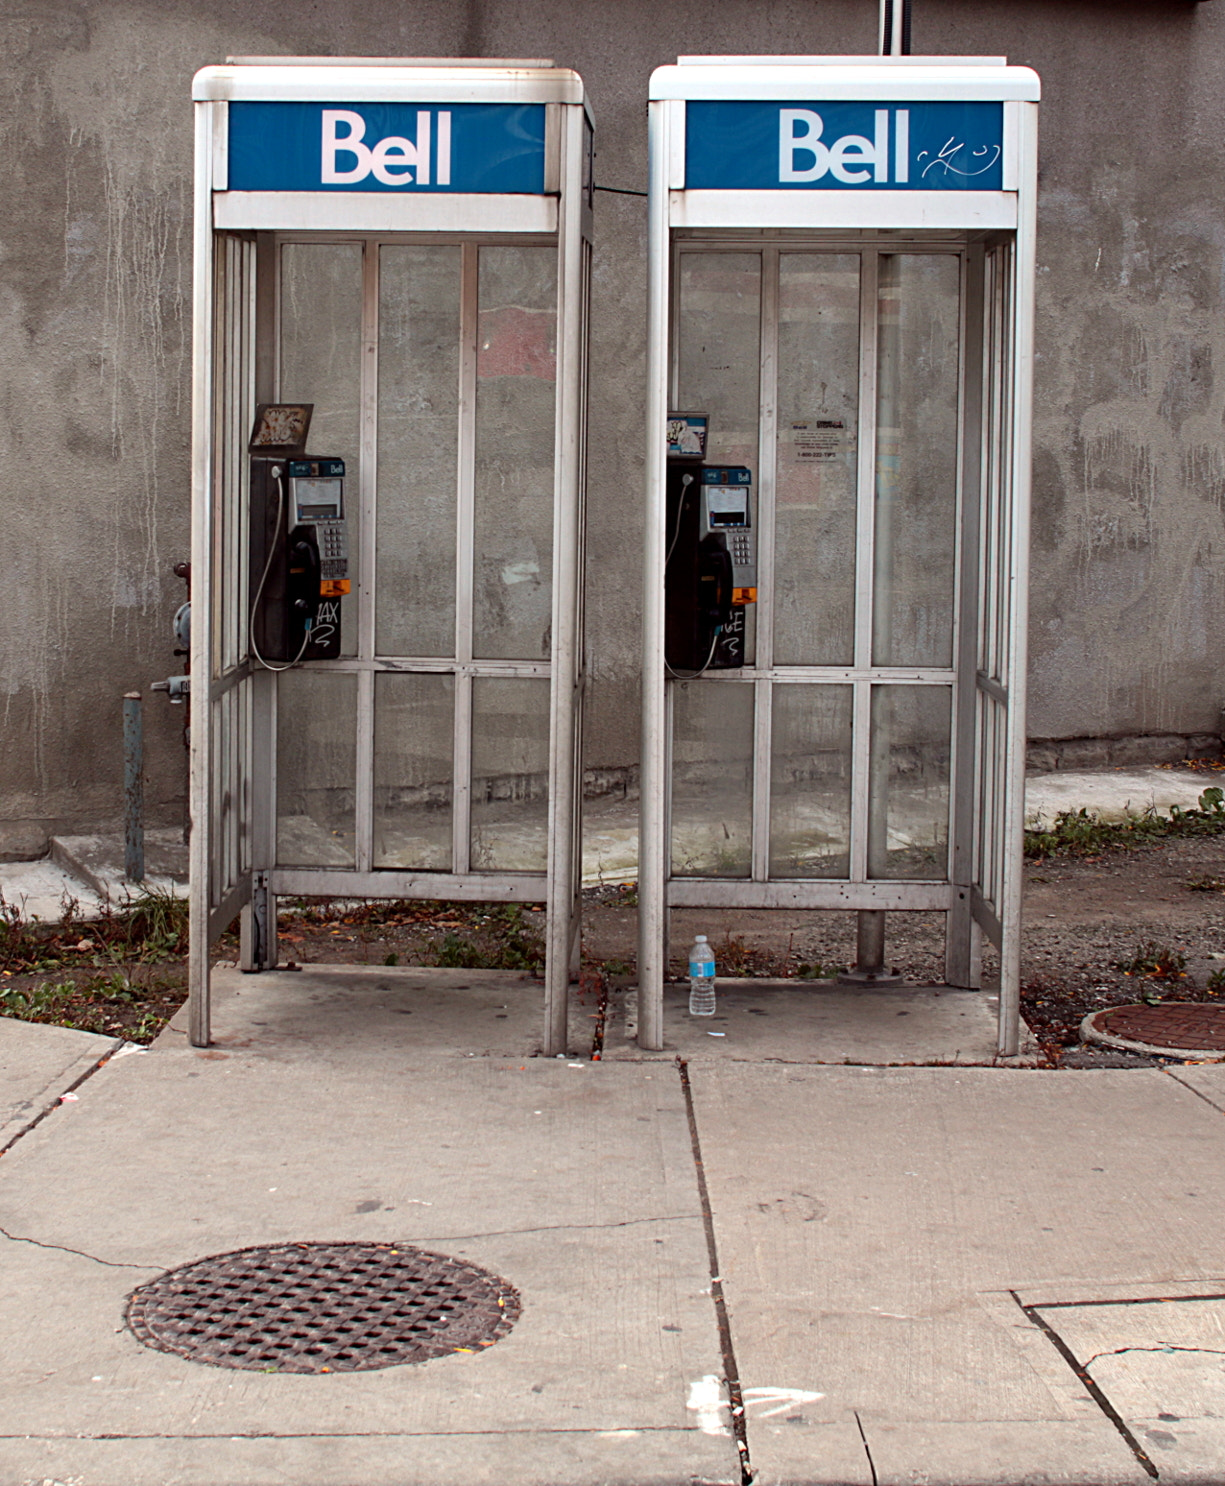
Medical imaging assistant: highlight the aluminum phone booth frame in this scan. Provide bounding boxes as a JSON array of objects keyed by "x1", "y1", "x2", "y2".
[
  {"x1": 639, "y1": 57, "x2": 1039, "y2": 1054},
  {"x1": 189, "y1": 60, "x2": 592, "y2": 1054}
]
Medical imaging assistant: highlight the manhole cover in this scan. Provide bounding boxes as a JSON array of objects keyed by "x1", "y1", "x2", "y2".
[
  {"x1": 1085, "y1": 1002, "x2": 1225, "y2": 1054},
  {"x1": 125, "y1": 1242, "x2": 520, "y2": 1373}
]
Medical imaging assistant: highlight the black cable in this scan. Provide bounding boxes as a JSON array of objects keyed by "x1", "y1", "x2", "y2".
[
  {"x1": 593, "y1": 184, "x2": 647, "y2": 198},
  {"x1": 902, "y1": 0, "x2": 912, "y2": 55}
]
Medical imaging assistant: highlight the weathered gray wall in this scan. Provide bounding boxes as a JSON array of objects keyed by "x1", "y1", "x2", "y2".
[{"x1": 1, "y1": 0, "x2": 1223, "y2": 855}]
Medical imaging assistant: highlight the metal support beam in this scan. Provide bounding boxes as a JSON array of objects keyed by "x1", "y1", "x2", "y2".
[
  {"x1": 123, "y1": 693, "x2": 144, "y2": 883},
  {"x1": 837, "y1": 908, "x2": 904, "y2": 985}
]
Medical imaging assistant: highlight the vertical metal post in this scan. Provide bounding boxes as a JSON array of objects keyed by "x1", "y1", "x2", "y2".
[
  {"x1": 879, "y1": 0, "x2": 911, "y2": 56},
  {"x1": 855, "y1": 911, "x2": 884, "y2": 976},
  {"x1": 123, "y1": 693, "x2": 145, "y2": 883},
  {"x1": 637, "y1": 97, "x2": 673, "y2": 1051},
  {"x1": 998, "y1": 101, "x2": 1039, "y2": 1057},
  {"x1": 947, "y1": 245, "x2": 986, "y2": 988},
  {"x1": 188, "y1": 98, "x2": 217, "y2": 1049},
  {"x1": 843, "y1": 253, "x2": 902, "y2": 985},
  {"x1": 544, "y1": 101, "x2": 587, "y2": 1057}
]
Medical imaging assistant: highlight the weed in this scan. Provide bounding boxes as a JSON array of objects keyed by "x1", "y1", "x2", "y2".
[
  {"x1": 796, "y1": 962, "x2": 842, "y2": 980},
  {"x1": 383, "y1": 951, "x2": 400, "y2": 966},
  {"x1": 0, "y1": 980, "x2": 75, "y2": 1020},
  {"x1": 436, "y1": 932, "x2": 487, "y2": 969},
  {"x1": 1026, "y1": 788, "x2": 1225, "y2": 859},
  {"x1": 1116, "y1": 941, "x2": 1187, "y2": 983},
  {"x1": 1187, "y1": 877, "x2": 1225, "y2": 892},
  {"x1": 121, "y1": 888, "x2": 189, "y2": 957},
  {"x1": 715, "y1": 933, "x2": 752, "y2": 975},
  {"x1": 599, "y1": 957, "x2": 632, "y2": 978},
  {"x1": 1211, "y1": 969, "x2": 1225, "y2": 992},
  {"x1": 489, "y1": 905, "x2": 545, "y2": 974}
]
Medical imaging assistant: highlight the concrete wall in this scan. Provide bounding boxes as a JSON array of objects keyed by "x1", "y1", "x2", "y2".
[{"x1": 1, "y1": 0, "x2": 1223, "y2": 855}]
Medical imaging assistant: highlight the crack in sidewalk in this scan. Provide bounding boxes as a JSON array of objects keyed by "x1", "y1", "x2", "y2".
[
  {"x1": 853, "y1": 1410, "x2": 877, "y2": 1486},
  {"x1": 1, "y1": 1214, "x2": 698, "y2": 1273},
  {"x1": 1083, "y1": 1343, "x2": 1225, "y2": 1367},
  {"x1": 0, "y1": 1225, "x2": 161, "y2": 1271},
  {"x1": 1013, "y1": 1293, "x2": 1158, "y2": 1480},
  {"x1": 429, "y1": 1212, "x2": 702, "y2": 1243}
]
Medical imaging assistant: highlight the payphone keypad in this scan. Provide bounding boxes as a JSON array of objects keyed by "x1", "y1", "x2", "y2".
[{"x1": 317, "y1": 521, "x2": 349, "y2": 580}]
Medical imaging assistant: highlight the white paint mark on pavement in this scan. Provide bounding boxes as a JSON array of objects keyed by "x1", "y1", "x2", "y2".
[
  {"x1": 743, "y1": 1385, "x2": 826, "y2": 1418},
  {"x1": 687, "y1": 1374, "x2": 730, "y2": 1434}
]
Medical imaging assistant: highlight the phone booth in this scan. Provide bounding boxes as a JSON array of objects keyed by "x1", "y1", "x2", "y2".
[
  {"x1": 639, "y1": 57, "x2": 1039, "y2": 1054},
  {"x1": 189, "y1": 60, "x2": 592, "y2": 1053}
]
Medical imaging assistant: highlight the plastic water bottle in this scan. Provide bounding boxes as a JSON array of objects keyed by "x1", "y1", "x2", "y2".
[{"x1": 688, "y1": 934, "x2": 717, "y2": 1016}]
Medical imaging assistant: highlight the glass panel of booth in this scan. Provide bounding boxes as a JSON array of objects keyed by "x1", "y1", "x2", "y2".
[
  {"x1": 279, "y1": 241, "x2": 363, "y2": 659},
  {"x1": 212, "y1": 234, "x2": 255, "y2": 681},
  {"x1": 671, "y1": 680, "x2": 754, "y2": 878},
  {"x1": 769, "y1": 682, "x2": 853, "y2": 878},
  {"x1": 470, "y1": 676, "x2": 549, "y2": 871},
  {"x1": 276, "y1": 670, "x2": 358, "y2": 868},
  {"x1": 867, "y1": 683, "x2": 952, "y2": 881},
  {"x1": 376, "y1": 244, "x2": 462, "y2": 658},
  {"x1": 373, "y1": 671, "x2": 454, "y2": 870},
  {"x1": 675, "y1": 252, "x2": 761, "y2": 667},
  {"x1": 774, "y1": 252, "x2": 859, "y2": 667},
  {"x1": 208, "y1": 680, "x2": 250, "y2": 910},
  {"x1": 872, "y1": 253, "x2": 961, "y2": 669},
  {"x1": 472, "y1": 245, "x2": 557, "y2": 661}
]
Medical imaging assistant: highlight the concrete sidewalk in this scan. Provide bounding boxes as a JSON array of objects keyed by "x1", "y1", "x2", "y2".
[{"x1": 3, "y1": 971, "x2": 1225, "y2": 1484}]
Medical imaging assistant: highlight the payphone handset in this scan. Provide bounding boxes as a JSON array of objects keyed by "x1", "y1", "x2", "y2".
[
  {"x1": 664, "y1": 462, "x2": 756, "y2": 675},
  {"x1": 249, "y1": 456, "x2": 350, "y2": 668}
]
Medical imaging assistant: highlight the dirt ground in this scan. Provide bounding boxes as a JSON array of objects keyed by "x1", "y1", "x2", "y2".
[
  {"x1": 264, "y1": 832, "x2": 1225, "y2": 1067},
  {"x1": 5, "y1": 832, "x2": 1225, "y2": 1063}
]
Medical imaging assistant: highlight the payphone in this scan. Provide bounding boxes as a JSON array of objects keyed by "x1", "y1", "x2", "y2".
[
  {"x1": 664, "y1": 461, "x2": 756, "y2": 672},
  {"x1": 249, "y1": 455, "x2": 350, "y2": 665}
]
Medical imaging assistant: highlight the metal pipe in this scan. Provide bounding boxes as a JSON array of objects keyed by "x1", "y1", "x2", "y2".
[
  {"x1": 838, "y1": 906, "x2": 904, "y2": 984},
  {"x1": 857, "y1": 909, "x2": 885, "y2": 972},
  {"x1": 842, "y1": 249, "x2": 906, "y2": 987},
  {"x1": 879, "y1": 0, "x2": 912, "y2": 56},
  {"x1": 637, "y1": 97, "x2": 673, "y2": 1051},
  {"x1": 123, "y1": 692, "x2": 145, "y2": 882}
]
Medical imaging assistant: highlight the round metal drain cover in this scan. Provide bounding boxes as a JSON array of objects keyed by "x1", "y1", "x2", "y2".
[
  {"x1": 1084, "y1": 1002, "x2": 1225, "y2": 1056},
  {"x1": 126, "y1": 1242, "x2": 520, "y2": 1373}
]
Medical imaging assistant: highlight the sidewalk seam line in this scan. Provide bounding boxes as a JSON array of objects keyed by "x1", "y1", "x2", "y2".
[
  {"x1": 677, "y1": 1056, "x2": 752, "y2": 1486},
  {"x1": 1033, "y1": 1292, "x2": 1225, "y2": 1311},
  {"x1": 1010, "y1": 1291, "x2": 1159, "y2": 1480},
  {"x1": 0, "y1": 1426, "x2": 713, "y2": 1440},
  {"x1": 1162, "y1": 1068, "x2": 1225, "y2": 1114},
  {"x1": 0, "y1": 1040, "x2": 124, "y2": 1157}
]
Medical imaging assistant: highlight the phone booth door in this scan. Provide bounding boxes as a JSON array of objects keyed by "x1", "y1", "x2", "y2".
[
  {"x1": 190, "y1": 62, "x2": 591, "y2": 1054},
  {"x1": 639, "y1": 58, "x2": 1039, "y2": 1055}
]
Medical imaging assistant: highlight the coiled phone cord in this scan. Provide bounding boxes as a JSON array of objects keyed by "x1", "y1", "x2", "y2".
[{"x1": 249, "y1": 470, "x2": 313, "y2": 672}]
